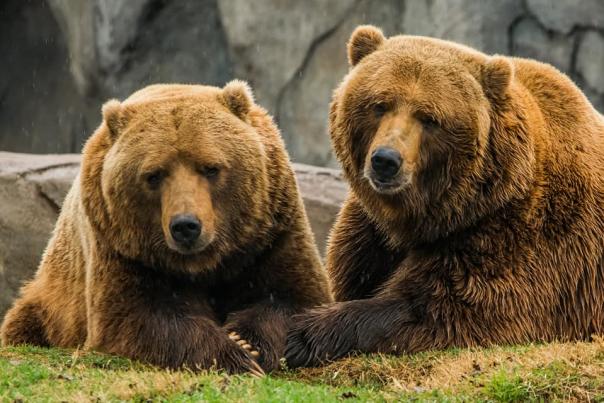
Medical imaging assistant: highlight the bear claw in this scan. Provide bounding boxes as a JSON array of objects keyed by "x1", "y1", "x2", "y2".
[
  {"x1": 248, "y1": 359, "x2": 265, "y2": 377},
  {"x1": 229, "y1": 331, "x2": 261, "y2": 360}
]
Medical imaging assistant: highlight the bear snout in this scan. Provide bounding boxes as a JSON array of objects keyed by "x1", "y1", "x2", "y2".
[
  {"x1": 169, "y1": 214, "x2": 202, "y2": 246},
  {"x1": 370, "y1": 147, "x2": 401, "y2": 180},
  {"x1": 366, "y1": 147, "x2": 409, "y2": 194}
]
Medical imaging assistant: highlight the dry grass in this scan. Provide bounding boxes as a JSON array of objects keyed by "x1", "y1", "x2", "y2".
[
  {"x1": 1, "y1": 338, "x2": 603, "y2": 402},
  {"x1": 288, "y1": 337, "x2": 604, "y2": 401}
]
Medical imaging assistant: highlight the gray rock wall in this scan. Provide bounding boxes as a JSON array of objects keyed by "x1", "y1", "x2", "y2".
[
  {"x1": 1, "y1": 1, "x2": 603, "y2": 166},
  {"x1": 0, "y1": 152, "x2": 347, "y2": 318}
]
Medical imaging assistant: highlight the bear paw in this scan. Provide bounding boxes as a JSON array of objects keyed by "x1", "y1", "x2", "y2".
[
  {"x1": 219, "y1": 342, "x2": 265, "y2": 377},
  {"x1": 228, "y1": 331, "x2": 261, "y2": 359},
  {"x1": 284, "y1": 305, "x2": 358, "y2": 368}
]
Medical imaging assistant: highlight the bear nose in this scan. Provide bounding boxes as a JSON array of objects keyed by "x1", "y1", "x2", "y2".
[
  {"x1": 170, "y1": 214, "x2": 201, "y2": 245},
  {"x1": 371, "y1": 147, "x2": 402, "y2": 180}
]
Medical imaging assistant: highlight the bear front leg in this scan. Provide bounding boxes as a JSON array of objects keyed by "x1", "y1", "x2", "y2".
[
  {"x1": 222, "y1": 209, "x2": 332, "y2": 372},
  {"x1": 89, "y1": 311, "x2": 263, "y2": 375},
  {"x1": 327, "y1": 197, "x2": 405, "y2": 301},
  {"x1": 1, "y1": 298, "x2": 49, "y2": 347},
  {"x1": 224, "y1": 304, "x2": 293, "y2": 372},
  {"x1": 285, "y1": 298, "x2": 416, "y2": 367},
  {"x1": 86, "y1": 259, "x2": 263, "y2": 375}
]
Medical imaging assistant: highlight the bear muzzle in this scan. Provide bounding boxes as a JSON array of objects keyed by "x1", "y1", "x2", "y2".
[
  {"x1": 371, "y1": 147, "x2": 401, "y2": 179},
  {"x1": 170, "y1": 214, "x2": 201, "y2": 244},
  {"x1": 167, "y1": 214, "x2": 213, "y2": 254},
  {"x1": 366, "y1": 147, "x2": 410, "y2": 194}
]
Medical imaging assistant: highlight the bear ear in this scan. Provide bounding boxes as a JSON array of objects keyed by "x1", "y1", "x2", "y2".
[
  {"x1": 347, "y1": 25, "x2": 385, "y2": 67},
  {"x1": 102, "y1": 99, "x2": 124, "y2": 140},
  {"x1": 222, "y1": 79, "x2": 254, "y2": 119},
  {"x1": 481, "y1": 56, "x2": 513, "y2": 101}
]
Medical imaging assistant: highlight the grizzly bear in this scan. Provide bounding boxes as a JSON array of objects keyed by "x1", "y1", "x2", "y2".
[
  {"x1": 1, "y1": 81, "x2": 331, "y2": 374},
  {"x1": 285, "y1": 25, "x2": 604, "y2": 367}
]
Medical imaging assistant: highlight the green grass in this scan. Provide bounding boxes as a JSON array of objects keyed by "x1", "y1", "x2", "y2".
[{"x1": 1, "y1": 339, "x2": 603, "y2": 402}]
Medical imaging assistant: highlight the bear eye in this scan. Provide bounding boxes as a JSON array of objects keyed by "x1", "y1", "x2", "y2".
[
  {"x1": 418, "y1": 114, "x2": 440, "y2": 131},
  {"x1": 145, "y1": 170, "x2": 165, "y2": 189},
  {"x1": 372, "y1": 103, "x2": 388, "y2": 118},
  {"x1": 199, "y1": 166, "x2": 220, "y2": 178}
]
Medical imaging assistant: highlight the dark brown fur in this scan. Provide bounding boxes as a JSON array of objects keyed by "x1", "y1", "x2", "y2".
[
  {"x1": 285, "y1": 26, "x2": 604, "y2": 367},
  {"x1": 1, "y1": 82, "x2": 331, "y2": 373}
]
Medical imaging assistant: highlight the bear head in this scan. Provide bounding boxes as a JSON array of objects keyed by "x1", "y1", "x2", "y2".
[
  {"x1": 330, "y1": 26, "x2": 534, "y2": 245},
  {"x1": 80, "y1": 81, "x2": 276, "y2": 272}
]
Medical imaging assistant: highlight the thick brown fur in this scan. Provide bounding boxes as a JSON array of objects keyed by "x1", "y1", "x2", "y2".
[
  {"x1": 1, "y1": 82, "x2": 331, "y2": 374},
  {"x1": 285, "y1": 26, "x2": 604, "y2": 367}
]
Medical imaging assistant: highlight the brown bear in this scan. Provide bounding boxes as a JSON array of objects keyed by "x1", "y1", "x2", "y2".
[
  {"x1": 1, "y1": 81, "x2": 331, "y2": 374},
  {"x1": 285, "y1": 25, "x2": 604, "y2": 367}
]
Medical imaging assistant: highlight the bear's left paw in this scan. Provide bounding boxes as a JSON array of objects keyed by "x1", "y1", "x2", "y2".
[
  {"x1": 229, "y1": 331, "x2": 260, "y2": 358},
  {"x1": 284, "y1": 305, "x2": 357, "y2": 368},
  {"x1": 226, "y1": 327, "x2": 282, "y2": 372}
]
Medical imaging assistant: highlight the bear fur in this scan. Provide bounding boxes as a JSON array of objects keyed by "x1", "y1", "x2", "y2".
[
  {"x1": 1, "y1": 81, "x2": 331, "y2": 374},
  {"x1": 285, "y1": 25, "x2": 604, "y2": 367}
]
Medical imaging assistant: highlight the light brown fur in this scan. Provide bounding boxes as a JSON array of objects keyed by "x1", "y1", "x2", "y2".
[
  {"x1": 1, "y1": 82, "x2": 331, "y2": 373},
  {"x1": 286, "y1": 26, "x2": 604, "y2": 367}
]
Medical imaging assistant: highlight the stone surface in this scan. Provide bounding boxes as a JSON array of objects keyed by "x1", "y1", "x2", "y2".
[
  {"x1": 0, "y1": 153, "x2": 80, "y2": 318},
  {"x1": 294, "y1": 163, "x2": 348, "y2": 251},
  {"x1": 0, "y1": 0, "x2": 99, "y2": 153},
  {"x1": 576, "y1": 31, "x2": 604, "y2": 93},
  {"x1": 512, "y1": 17, "x2": 574, "y2": 73},
  {"x1": 278, "y1": 0, "x2": 404, "y2": 167},
  {"x1": 48, "y1": 0, "x2": 233, "y2": 100},
  {"x1": 403, "y1": 0, "x2": 524, "y2": 54},
  {"x1": 2, "y1": 0, "x2": 603, "y2": 165},
  {"x1": 217, "y1": 0, "x2": 356, "y2": 112},
  {"x1": 104, "y1": 0, "x2": 233, "y2": 99},
  {"x1": 0, "y1": 153, "x2": 348, "y2": 318},
  {"x1": 47, "y1": 0, "x2": 99, "y2": 96},
  {"x1": 527, "y1": 0, "x2": 604, "y2": 35},
  {"x1": 93, "y1": 0, "x2": 151, "y2": 76}
]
